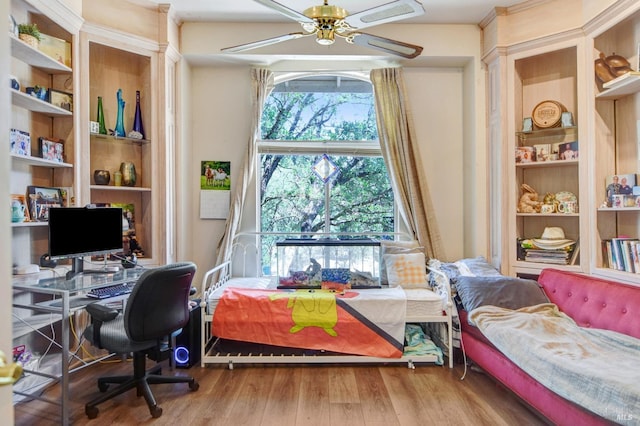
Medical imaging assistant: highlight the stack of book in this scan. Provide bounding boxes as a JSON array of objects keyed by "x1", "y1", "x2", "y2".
[
  {"x1": 602, "y1": 237, "x2": 640, "y2": 273},
  {"x1": 518, "y1": 239, "x2": 579, "y2": 265},
  {"x1": 524, "y1": 248, "x2": 574, "y2": 264}
]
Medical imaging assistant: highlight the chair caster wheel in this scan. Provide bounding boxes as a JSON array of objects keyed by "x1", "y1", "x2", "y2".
[
  {"x1": 189, "y1": 380, "x2": 199, "y2": 391},
  {"x1": 86, "y1": 405, "x2": 99, "y2": 419},
  {"x1": 150, "y1": 405, "x2": 163, "y2": 418}
]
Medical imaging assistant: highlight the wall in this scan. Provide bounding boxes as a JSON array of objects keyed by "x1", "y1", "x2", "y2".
[
  {"x1": 1, "y1": 0, "x2": 13, "y2": 419},
  {"x1": 179, "y1": 22, "x2": 486, "y2": 277}
]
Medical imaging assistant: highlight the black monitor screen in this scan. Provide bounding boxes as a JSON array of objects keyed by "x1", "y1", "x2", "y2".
[{"x1": 48, "y1": 207, "x2": 123, "y2": 260}]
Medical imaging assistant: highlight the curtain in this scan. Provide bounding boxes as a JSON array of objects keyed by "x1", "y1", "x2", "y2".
[
  {"x1": 215, "y1": 68, "x2": 274, "y2": 268},
  {"x1": 370, "y1": 67, "x2": 443, "y2": 259}
]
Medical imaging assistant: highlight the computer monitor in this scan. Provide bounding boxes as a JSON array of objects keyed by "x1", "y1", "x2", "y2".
[{"x1": 48, "y1": 207, "x2": 124, "y2": 279}]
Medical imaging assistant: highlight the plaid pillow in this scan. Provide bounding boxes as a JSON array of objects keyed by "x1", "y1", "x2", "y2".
[{"x1": 383, "y1": 252, "x2": 428, "y2": 288}]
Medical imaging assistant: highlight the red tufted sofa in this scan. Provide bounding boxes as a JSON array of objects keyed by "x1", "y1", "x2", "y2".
[{"x1": 459, "y1": 268, "x2": 640, "y2": 425}]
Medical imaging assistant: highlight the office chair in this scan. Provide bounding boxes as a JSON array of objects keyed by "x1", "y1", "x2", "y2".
[{"x1": 83, "y1": 262, "x2": 200, "y2": 419}]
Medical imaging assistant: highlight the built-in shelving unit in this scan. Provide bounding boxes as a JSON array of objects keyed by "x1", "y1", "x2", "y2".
[
  {"x1": 505, "y1": 45, "x2": 584, "y2": 277},
  {"x1": 591, "y1": 7, "x2": 640, "y2": 283},
  {"x1": 80, "y1": 32, "x2": 161, "y2": 263}
]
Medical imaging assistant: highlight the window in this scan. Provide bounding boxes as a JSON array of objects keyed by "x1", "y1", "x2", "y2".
[{"x1": 258, "y1": 75, "x2": 395, "y2": 274}]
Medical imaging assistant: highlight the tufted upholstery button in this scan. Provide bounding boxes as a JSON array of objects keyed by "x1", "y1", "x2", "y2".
[
  {"x1": 602, "y1": 303, "x2": 607, "y2": 308},
  {"x1": 568, "y1": 292, "x2": 572, "y2": 297},
  {"x1": 585, "y1": 322, "x2": 591, "y2": 327},
  {"x1": 584, "y1": 297, "x2": 588, "y2": 302},
  {"x1": 622, "y1": 308, "x2": 628, "y2": 314}
]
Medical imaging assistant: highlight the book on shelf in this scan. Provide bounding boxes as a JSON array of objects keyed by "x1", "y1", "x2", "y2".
[
  {"x1": 602, "y1": 238, "x2": 640, "y2": 273},
  {"x1": 518, "y1": 239, "x2": 577, "y2": 265}
]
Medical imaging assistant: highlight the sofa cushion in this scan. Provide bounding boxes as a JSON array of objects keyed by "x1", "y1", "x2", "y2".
[{"x1": 456, "y1": 275, "x2": 549, "y2": 313}]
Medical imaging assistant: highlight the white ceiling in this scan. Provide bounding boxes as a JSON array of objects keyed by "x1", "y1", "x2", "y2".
[{"x1": 134, "y1": 0, "x2": 523, "y2": 25}]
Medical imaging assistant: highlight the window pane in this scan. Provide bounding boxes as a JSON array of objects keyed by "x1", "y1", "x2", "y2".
[{"x1": 261, "y1": 77, "x2": 378, "y2": 141}]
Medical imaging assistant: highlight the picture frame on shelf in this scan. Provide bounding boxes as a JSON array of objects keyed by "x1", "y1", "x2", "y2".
[
  {"x1": 55, "y1": 187, "x2": 74, "y2": 207},
  {"x1": 10, "y1": 194, "x2": 30, "y2": 223},
  {"x1": 552, "y1": 141, "x2": 578, "y2": 160},
  {"x1": 561, "y1": 112, "x2": 574, "y2": 128},
  {"x1": 10, "y1": 128, "x2": 30, "y2": 156},
  {"x1": 605, "y1": 174, "x2": 636, "y2": 207},
  {"x1": 521, "y1": 117, "x2": 533, "y2": 132},
  {"x1": 533, "y1": 144, "x2": 551, "y2": 162},
  {"x1": 38, "y1": 137, "x2": 64, "y2": 163},
  {"x1": 515, "y1": 146, "x2": 534, "y2": 163},
  {"x1": 48, "y1": 89, "x2": 73, "y2": 112},
  {"x1": 26, "y1": 186, "x2": 63, "y2": 222}
]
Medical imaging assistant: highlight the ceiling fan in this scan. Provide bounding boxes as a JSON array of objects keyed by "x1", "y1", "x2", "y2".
[{"x1": 222, "y1": 0, "x2": 425, "y2": 59}]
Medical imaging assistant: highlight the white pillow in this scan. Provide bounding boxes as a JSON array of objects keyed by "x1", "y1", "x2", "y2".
[
  {"x1": 380, "y1": 241, "x2": 422, "y2": 285},
  {"x1": 383, "y1": 252, "x2": 428, "y2": 288}
]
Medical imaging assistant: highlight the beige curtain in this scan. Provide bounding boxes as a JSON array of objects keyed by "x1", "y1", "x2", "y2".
[
  {"x1": 215, "y1": 68, "x2": 274, "y2": 267},
  {"x1": 370, "y1": 67, "x2": 443, "y2": 259}
]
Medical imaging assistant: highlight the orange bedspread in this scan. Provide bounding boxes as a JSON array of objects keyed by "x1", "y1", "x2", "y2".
[{"x1": 212, "y1": 288, "x2": 405, "y2": 358}]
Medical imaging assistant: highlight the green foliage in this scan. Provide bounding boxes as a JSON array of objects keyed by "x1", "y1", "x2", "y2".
[
  {"x1": 18, "y1": 23, "x2": 41, "y2": 41},
  {"x1": 258, "y1": 80, "x2": 393, "y2": 271}
]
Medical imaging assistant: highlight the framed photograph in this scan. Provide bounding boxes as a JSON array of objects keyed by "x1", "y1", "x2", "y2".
[
  {"x1": 521, "y1": 117, "x2": 533, "y2": 132},
  {"x1": 533, "y1": 144, "x2": 551, "y2": 162},
  {"x1": 10, "y1": 128, "x2": 30, "y2": 156},
  {"x1": 26, "y1": 186, "x2": 63, "y2": 222},
  {"x1": 515, "y1": 146, "x2": 534, "y2": 163},
  {"x1": 48, "y1": 89, "x2": 73, "y2": 112},
  {"x1": 605, "y1": 174, "x2": 636, "y2": 207},
  {"x1": 552, "y1": 141, "x2": 579, "y2": 160},
  {"x1": 55, "y1": 187, "x2": 74, "y2": 207},
  {"x1": 561, "y1": 112, "x2": 574, "y2": 128},
  {"x1": 39, "y1": 137, "x2": 64, "y2": 163},
  {"x1": 10, "y1": 194, "x2": 30, "y2": 223}
]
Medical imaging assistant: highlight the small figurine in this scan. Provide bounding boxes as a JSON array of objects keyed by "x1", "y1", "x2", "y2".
[
  {"x1": 305, "y1": 258, "x2": 321, "y2": 277},
  {"x1": 518, "y1": 183, "x2": 542, "y2": 213}
]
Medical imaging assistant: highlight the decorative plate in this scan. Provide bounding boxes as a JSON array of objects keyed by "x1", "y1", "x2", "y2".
[
  {"x1": 532, "y1": 100, "x2": 566, "y2": 128},
  {"x1": 555, "y1": 191, "x2": 577, "y2": 203}
]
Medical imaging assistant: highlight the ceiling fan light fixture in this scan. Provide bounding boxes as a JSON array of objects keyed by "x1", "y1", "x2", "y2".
[{"x1": 316, "y1": 26, "x2": 336, "y2": 45}]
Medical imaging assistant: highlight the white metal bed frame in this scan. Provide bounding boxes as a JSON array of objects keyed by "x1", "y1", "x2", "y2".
[{"x1": 199, "y1": 258, "x2": 454, "y2": 369}]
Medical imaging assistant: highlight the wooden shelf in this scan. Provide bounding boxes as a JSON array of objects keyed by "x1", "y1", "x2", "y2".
[
  {"x1": 10, "y1": 34, "x2": 72, "y2": 74},
  {"x1": 516, "y1": 126, "x2": 577, "y2": 139},
  {"x1": 596, "y1": 72, "x2": 640, "y2": 100},
  {"x1": 11, "y1": 221, "x2": 48, "y2": 228},
  {"x1": 516, "y1": 159, "x2": 578, "y2": 169},
  {"x1": 11, "y1": 153, "x2": 73, "y2": 168},
  {"x1": 11, "y1": 89, "x2": 73, "y2": 117},
  {"x1": 90, "y1": 185, "x2": 152, "y2": 192},
  {"x1": 516, "y1": 213, "x2": 579, "y2": 217},
  {"x1": 90, "y1": 133, "x2": 150, "y2": 145}
]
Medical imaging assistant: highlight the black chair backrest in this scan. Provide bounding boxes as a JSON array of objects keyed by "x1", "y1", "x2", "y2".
[{"x1": 124, "y1": 262, "x2": 196, "y2": 342}]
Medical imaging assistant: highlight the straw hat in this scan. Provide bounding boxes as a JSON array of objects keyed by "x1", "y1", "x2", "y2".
[{"x1": 532, "y1": 227, "x2": 575, "y2": 249}]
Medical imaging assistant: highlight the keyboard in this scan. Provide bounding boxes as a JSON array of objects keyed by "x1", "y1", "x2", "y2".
[{"x1": 87, "y1": 283, "x2": 133, "y2": 299}]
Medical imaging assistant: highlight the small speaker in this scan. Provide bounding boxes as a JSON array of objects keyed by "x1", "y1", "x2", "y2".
[{"x1": 174, "y1": 301, "x2": 201, "y2": 368}]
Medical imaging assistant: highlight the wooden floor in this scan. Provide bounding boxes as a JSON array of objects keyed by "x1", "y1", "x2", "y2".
[{"x1": 14, "y1": 357, "x2": 549, "y2": 426}]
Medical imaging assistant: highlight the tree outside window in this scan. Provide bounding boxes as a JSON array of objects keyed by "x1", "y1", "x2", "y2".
[{"x1": 259, "y1": 75, "x2": 394, "y2": 274}]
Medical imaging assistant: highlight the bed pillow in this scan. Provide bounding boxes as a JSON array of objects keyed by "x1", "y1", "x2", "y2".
[
  {"x1": 456, "y1": 275, "x2": 549, "y2": 313},
  {"x1": 383, "y1": 252, "x2": 428, "y2": 288},
  {"x1": 380, "y1": 241, "x2": 422, "y2": 285}
]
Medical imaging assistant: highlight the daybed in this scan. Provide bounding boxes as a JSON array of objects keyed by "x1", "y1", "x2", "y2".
[
  {"x1": 199, "y1": 246, "x2": 454, "y2": 369},
  {"x1": 450, "y1": 266, "x2": 640, "y2": 425}
]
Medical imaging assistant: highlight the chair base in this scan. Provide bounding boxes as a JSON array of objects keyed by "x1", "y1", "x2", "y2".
[{"x1": 85, "y1": 351, "x2": 199, "y2": 419}]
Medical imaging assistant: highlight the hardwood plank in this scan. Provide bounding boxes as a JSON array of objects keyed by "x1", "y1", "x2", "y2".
[
  {"x1": 296, "y1": 367, "x2": 330, "y2": 426},
  {"x1": 14, "y1": 359, "x2": 549, "y2": 426}
]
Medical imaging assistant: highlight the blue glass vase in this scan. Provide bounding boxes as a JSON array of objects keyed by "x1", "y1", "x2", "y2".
[{"x1": 114, "y1": 89, "x2": 126, "y2": 137}]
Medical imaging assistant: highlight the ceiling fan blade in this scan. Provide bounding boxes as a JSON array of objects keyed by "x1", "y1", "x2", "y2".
[
  {"x1": 343, "y1": 0, "x2": 425, "y2": 30},
  {"x1": 253, "y1": 0, "x2": 315, "y2": 24},
  {"x1": 348, "y1": 32, "x2": 423, "y2": 59},
  {"x1": 221, "y1": 32, "x2": 309, "y2": 53}
]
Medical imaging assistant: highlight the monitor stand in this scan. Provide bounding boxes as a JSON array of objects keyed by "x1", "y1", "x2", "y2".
[{"x1": 65, "y1": 257, "x2": 120, "y2": 280}]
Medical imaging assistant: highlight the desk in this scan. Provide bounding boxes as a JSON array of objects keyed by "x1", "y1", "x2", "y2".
[{"x1": 12, "y1": 267, "x2": 146, "y2": 426}]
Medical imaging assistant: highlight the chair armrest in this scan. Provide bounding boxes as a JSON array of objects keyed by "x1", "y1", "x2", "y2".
[{"x1": 86, "y1": 303, "x2": 119, "y2": 322}]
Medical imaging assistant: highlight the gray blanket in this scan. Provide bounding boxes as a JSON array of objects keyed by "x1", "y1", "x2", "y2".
[{"x1": 469, "y1": 303, "x2": 640, "y2": 424}]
